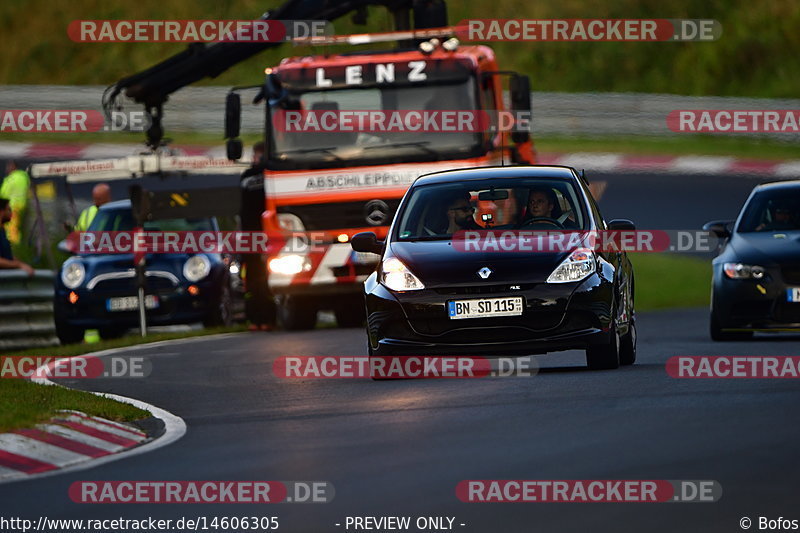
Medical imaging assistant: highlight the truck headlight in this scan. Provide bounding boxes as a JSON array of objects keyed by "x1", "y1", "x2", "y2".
[
  {"x1": 183, "y1": 255, "x2": 211, "y2": 282},
  {"x1": 61, "y1": 260, "x2": 85, "y2": 289},
  {"x1": 381, "y1": 257, "x2": 424, "y2": 291},
  {"x1": 546, "y1": 248, "x2": 596, "y2": 283},
  {"x1": 269, "y1": 254, "x2": 311, "y2": 275},
  {"x1": 724, "y1": 263, "x2": 765, "y2": 279}
]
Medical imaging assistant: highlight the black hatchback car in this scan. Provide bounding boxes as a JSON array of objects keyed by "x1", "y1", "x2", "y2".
[
  {"x1": 351, "y1": 166, "x2": 637, "y2": 370},
  {"x1": 54, "y1": 200, "x2": 241, "y2": 344},
  {"x1": 704, "y1": 180, "x2": 800, "y2": 340}
]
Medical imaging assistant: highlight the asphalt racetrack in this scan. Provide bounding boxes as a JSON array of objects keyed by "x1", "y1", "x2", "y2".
[{"x1": 2, "y1": 171, "x2": 798, "y2": 533}]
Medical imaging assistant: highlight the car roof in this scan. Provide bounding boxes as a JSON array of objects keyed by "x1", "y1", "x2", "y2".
[
  {"x1": 413, "y1": 165, "x2": 579, "y2": 186},
  {"x1": 753, "y1": 179, "x2": 800, "y2": 192}
]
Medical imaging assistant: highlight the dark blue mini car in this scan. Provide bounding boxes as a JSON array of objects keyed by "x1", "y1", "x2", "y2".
[{"x1": 54, "y1": 200, "x2": 242, "y2": 344}]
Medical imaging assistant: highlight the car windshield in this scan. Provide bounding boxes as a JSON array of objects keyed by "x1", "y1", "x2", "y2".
[
  {"x1": 737, "y1": 188, "x2": 800, "y2": 233},
  {"x1": 88, "y1": 209, "x2": 214, "y2": 232},
  {"x1": 271, "y1": 80, "x2": 480, "y2": 164},
  {"x1": 395, "y1": 178, "x2": 588, "y2": 241}
]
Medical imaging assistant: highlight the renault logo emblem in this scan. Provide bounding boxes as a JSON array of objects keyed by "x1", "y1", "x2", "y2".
[
  {"x1": 364, "y1": 199, "x2": 390, "y2": 226},
  {"x1": 478, "y1": 267, "x2": 492, "y2": 279}
]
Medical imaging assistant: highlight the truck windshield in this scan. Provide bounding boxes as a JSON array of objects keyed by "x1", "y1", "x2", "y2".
[{"x1": 269, "y1": 79, "x2": 481, "y2": 166}]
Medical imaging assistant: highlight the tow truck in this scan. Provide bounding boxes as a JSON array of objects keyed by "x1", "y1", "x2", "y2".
[{"x1": 103, "y1": 0, "x2": 535, "y2": 329}]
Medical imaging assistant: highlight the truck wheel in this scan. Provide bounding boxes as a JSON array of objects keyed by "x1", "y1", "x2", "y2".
[
  {"x1": 55, "y1": 319, "x2": 84, "y2": 345},
  {"x1": 279, "y1": 296, "x2": 317, "y2": 330}
]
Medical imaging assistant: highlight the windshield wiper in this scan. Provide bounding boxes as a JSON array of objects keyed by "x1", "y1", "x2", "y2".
[
  {"x1": 278, "y1": 147, "x2": 343, "y2": 161},
  {"x1": 363, "y1": 141, "x2": 439, "y2": 157}
]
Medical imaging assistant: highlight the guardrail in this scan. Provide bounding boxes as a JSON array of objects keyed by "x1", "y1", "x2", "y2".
[
  {"x1": 0, "y1": 270, "x2": 58, "y2": 351},
  {"x1": 0, "y1": 85, "x2": 798, "y2": 139}
]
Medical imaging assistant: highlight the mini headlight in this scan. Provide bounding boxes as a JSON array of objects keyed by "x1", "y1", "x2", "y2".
[
  {"x1": 61, "y1": 260, "x2": 85, "y2": 289},
  {"x1": 183, "y1": 255, "x2": 211, "y2": 282},
  {"x1": 381, "y1": 257, "x2": 424, "y2": 291},
  {"x1": 546, "y1": 248, "x2": 596, "y2": 284},
  {"x1": 724, "y1": 263, "x2": 765, "y2": 279}
]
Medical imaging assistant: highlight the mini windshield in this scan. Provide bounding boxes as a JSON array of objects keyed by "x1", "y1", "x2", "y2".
[
  {"x1": 395, "y1": 178, "x2": 588, "y2": 241},
  {"x1": 88, "y1": 209, "x2": 215, "y2": 232},
  {"x1": 737, "y1": 188, "x2": 800, "y2": 233}
]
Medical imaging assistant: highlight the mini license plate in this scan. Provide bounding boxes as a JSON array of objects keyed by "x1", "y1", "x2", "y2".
[
  {"x1": 107, "y1": 295, "x2": 159, "y2": 312},
  {"x1": 448, "y1": 297, "x2": 524, "y2": 319},
  {"x1": 787, "y1": 288, "x2": 800, "y2": 302}
]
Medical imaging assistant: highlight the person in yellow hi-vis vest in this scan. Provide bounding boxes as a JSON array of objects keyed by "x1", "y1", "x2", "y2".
[
  {"x1": 0, "y1": 160, "x2": 30, "y2": 245},
  {"x1": 75, "y1": 183, "x2": 112, "y2": 231}
]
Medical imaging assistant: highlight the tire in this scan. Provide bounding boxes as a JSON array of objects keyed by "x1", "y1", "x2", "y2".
[
  {"x1": 334, "y1": 302, "x2": 365, "y2": 328},
  {"x1": 710, "y1": 310, "x2": 752, "y2": 341},
  {"x1": 98, "y1": 327, "x2": 127, "y2": 341},
  {"x1": 55, "y1": 319, "x2": 84, "y2": 345},
  {"x1": 278, "y1": 296, "x2": 317, "y2": 330},
  {"x1": 586, "y1": 322, "x2": 620, "y2": 370},
  {"x1": 204, "y1": 282, "x2": 233, "y2": 328},
  {"x1": 619, "y1": 317, "x2": 637, "y2": 366}
]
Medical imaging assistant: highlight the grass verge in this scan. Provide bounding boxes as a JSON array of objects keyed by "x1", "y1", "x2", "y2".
[
  {"x1": 0, "y1": 325, "x2": 245, "y2": 433},
  {"x1": 631, "y1": 253, "x2": 711, "y2": 311}
]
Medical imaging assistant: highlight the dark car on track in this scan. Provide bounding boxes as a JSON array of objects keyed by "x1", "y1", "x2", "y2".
[
  {"x1": 704, "y1": 180, "x2": 800, "y2": 340},
  {"x1": 54, "y1": 200, "x2": 242, "y2": 344},
  {"x1": 351, "y1": 166, "x2": 637, "y2": 370}
]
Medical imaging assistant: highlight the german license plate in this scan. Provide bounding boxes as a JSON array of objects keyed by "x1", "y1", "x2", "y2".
[
  {"x1": 448, "y1": 297, "x2": 524, "y2": 319},
  {"x1": 787, "y1": 288, "x2": 800, "y2": 302},
  {"x1": 107, "y1": 295, "x2": 159, "y2": 312}
]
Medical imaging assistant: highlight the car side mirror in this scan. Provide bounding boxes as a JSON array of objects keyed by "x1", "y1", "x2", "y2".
[
  {"x1": 351, "y1": 232, "x2": 384, "y2": 255},
  {"x1": 608, "y1": 219, "x2": 636, "y2": 231},
  {"x1": 703, "y1": 220, "x2": 732, "y2": 239}
]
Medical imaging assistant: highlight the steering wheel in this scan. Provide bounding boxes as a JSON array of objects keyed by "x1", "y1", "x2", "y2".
[{"x1": 519, "y1": 217, "x2": 565, "y2": 229}]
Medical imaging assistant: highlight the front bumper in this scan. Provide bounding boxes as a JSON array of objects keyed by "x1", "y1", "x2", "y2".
[
  {"x1": 712, "y1": 267, "x2": 800, "y2": 331},
  {"x1": 54, "y1": 279, "x2": 217, "y2": 329},
  {"x1": 365, "y1": 272, "x2": 615, "y2": 355}
]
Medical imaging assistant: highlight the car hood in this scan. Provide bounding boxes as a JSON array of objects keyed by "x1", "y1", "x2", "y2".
[
  {"x1": 388, "y1": 240, "x2": 574, "y2": 287},
  {"x1": 730, "y1": 232, "x2": 800, "y2": 265}
]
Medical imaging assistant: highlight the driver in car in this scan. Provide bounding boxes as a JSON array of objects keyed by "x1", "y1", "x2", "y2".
[{"x1": 520, "y1": 187, "x2": 577, "y2": 228}]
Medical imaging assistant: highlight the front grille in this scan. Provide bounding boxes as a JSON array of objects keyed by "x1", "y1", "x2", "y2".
[
  {"x1": 730, "y1": 301, "x2": 773, "y2": 319},
  {"x1": 781, "y1": 265, "x2": 800, "y2": 285},
  {"x1": 93, "y1": 276, "x2": 176, "y2": 292},
  {"x1": 434, "y1": 284, "x2": 536, "y2": 296},
  {"x1": 278, "y1": 199, "x2": 400, "y2": 231}
]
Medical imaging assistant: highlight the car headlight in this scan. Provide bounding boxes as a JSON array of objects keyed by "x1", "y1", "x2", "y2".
[
  {"x1": 183, "y1": 255, "x2": 211, "y2": 282},
  {"x1": 381, "y1": 257, "x2": 424, "y2": 291},
  {"x1": 724, "y1": 262, "x2": 765, "y2": 279},
  {"x1": 269, "y1": 254, "x2": 311, "y2": 276},
  {"x1": 61, "y1": 260, "x2": 85, "y2": 289},
  {"x1": 546, "y1": 248, "x2": 596, "y2": 283}
]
